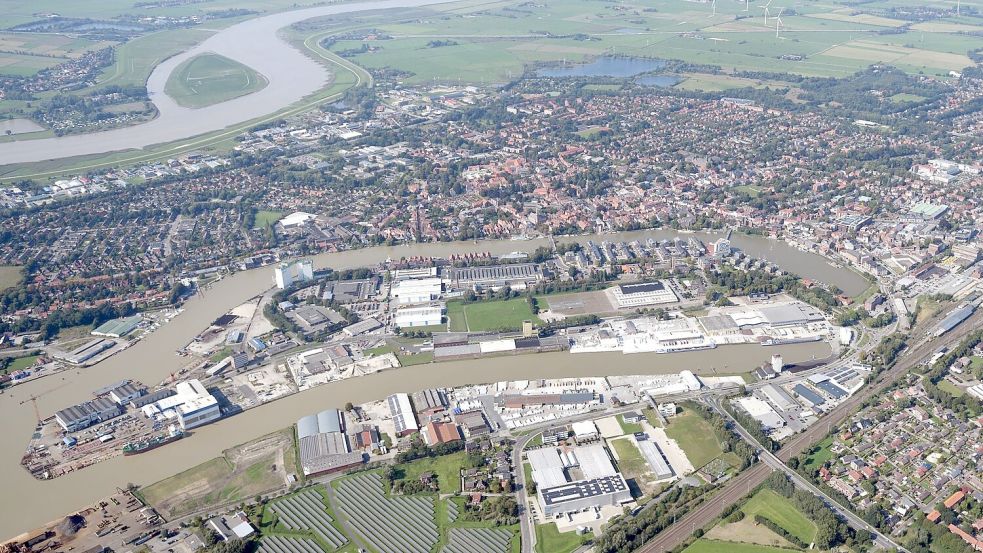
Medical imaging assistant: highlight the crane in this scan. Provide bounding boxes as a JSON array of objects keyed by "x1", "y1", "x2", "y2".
[{"x1": 17, "y1": 384, "x2": 66, "y2": 423}]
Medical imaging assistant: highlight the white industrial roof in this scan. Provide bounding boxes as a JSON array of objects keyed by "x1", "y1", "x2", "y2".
[{"x1": 527, "y1": 448, "x2": 568, "y2": 489}]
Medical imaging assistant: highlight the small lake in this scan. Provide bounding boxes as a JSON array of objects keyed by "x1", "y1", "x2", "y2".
[
  {"x1": 537, "y1": 56, "x2": 668, "y2": 78},
  {"x1": 636, "y1": 75, "x2": 681, "y2": 87},
  {"x1": 0, "y1": 119, "x2": 44, "y2": 135}
]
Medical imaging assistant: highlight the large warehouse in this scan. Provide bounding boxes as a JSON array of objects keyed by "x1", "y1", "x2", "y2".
[
  {"x1": 140, "y1": 379, "x2": 221, "y2": 431},
  {"x1": 611, "y1": 281, "x2": 678, "y2": 308},
  {"x1": 528, "y1": 444, "x2": 633, "y2": 517},
  {"x1": 296, "y1": 409, "x2": 364, "y2": 477},
  {"x1": 55, "y1": 398, "x2": 122, "y2": 433},
  {"x1": 387, "y1": 393, "x2": 419, "y2": 436}
]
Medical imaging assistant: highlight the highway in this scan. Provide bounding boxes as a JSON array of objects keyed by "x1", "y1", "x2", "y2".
[{"x1": 634, "y1": 306, "x2": 983, "y2": 553}]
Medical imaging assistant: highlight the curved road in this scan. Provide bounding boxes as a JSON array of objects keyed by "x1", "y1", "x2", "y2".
[{"x1": 0, "y1": 0, "x2": 452, "y2": 165}]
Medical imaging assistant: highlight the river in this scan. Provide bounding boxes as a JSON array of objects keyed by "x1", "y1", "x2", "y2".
[
  {"x1": 0, "y1": 0, "x2": 456, "y2": 166},
  {"x1": 0, "y1": 230, "x2": 856, "y2": 539}
]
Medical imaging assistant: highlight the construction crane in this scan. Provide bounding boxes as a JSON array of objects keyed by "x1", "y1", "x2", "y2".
[{"x1": 18, "y1": 384, "x2": 66, "y2": 423}]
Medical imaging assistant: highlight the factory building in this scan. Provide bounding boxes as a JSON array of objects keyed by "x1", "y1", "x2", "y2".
[
  {"x1": 611, "y1": 281, "x2": 678, "y2": 308},
  {"x1": 528, "y1": 445, "x2": 632, "y2": 517},
  {"x1": 391, "y1": 277, "x2": 442, "y2": 304},
  {"x1": 108, "y1": 383, "x2": 146, "y2": 405},
  {"x1": 387, "y1": 393, "x2": 419, "y2": 436},
  {"x1": 91, "y1": 315, "x2": 142, "y2": 338},
  {"x1": 140, "y1": 379, "x2": 221, "y2": 431},
  {"x1": 394, "y1": 304, "x2": 444, "y2": 328},
  {"x1": 735, "y1": 397, "x2": 786, "y2": 433},
  {"x1": 412, "y1": 389, "x2": 448, "y2": 416},
  {"x1": 296, "y1": 409, "x2": 364, "y2": 476},
  {"x1": 274, "y1": 259, "x2": 314, "y2": 289},
  {"x1": 442, "y1": 263, "x2": 543, "y2": 291},
  {"x1": 637, "y1": 440, "x2": 675, "y2": 480},
  {"x1": 55, "y1": 398, "x2": 122, "y2": 433},
  {"x1": 792, "y1": 384, "x2": 825, "y2": 408}
]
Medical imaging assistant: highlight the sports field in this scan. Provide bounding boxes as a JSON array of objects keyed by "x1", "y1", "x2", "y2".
[
  {"x1": 165, "y1": 53, "x2": 267, "y2": 109},
  {"x1": 446, "y1": 298, "x2": 542, "y2": 332}
]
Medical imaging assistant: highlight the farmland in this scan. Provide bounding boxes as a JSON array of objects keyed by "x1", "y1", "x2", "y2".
[
  {"x1": 165, "y1": 53, "x2": 268, "y2": 109},
  {"x1": 324, "y1": 0, "x2": 982, "y2": 84}
]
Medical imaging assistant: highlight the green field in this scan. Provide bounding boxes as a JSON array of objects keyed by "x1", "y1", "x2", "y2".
[
  {"x1": 139, "y1": 429, "x2": 294, "y2": 518},
  {"x1": 165, "y1": 53, "x2": 267, "y2": 109},
  {"x1": 535, "y1": 523, "x2": 591, "y2": 553},
  {"x1": 802, "y1": 436, "x2": 833, "y2": 471},
  {"x1": 0, "y1": 265, "x2": 22, "y2": 290},
  {"x1": 394, "y1": 450, "x2": 467, "y2": 494},
  {"x1": 610, "y1": 437, "x2": 649, "y2": 484},
  {"x1": 322, "y1": 0, "x2": 979, "y2": 85},
  {"x1": 683, "y1": 539, "x2": 800, "y2": 553},
  {"x1": 253, "y1": 209, "x2": 283, "y2": 229},
  {"x1": 446, "y1": 298, "x2": 542, "y2": 332},
  {"x1": 742, "y1": 489, "x2": 818, "y2": 544},
  {"x1": 937, "y1": 379, "x2": 964, "y2": 398},
  {"x1": 617, "y1": 414, "x2": 644, "y2": 435},
  {"x1": 664, "y1": 408, "x2": 724, "y2": 469}
]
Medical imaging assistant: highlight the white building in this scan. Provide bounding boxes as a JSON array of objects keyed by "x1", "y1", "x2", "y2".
[
  {"x1": 968, "y1": 384, "x2": 983, "y2": 402},
  {"x1": 274, "y1": 259, "x2": 314, "y2": 289},
  {"x1": 528, "y1": 444, "x2": 632, "y2": 517},
  {"x1": 141, "y1": 379, "x2": 221, "y2": 431},
  {"x1": 277, "y1": 211, "x2": 316, "y2": 228},
  {"x1": 391, "y1": 277, "x2": 442, "y2": 304},
  {"x1": 572, "y1": 420, "x2": 599, "y2": 442},
  {"x1": 771, "y1": 354, "x2": 784, "y2": 374},
  {"x1": 611, "y1": 281, "x2": 678, "y2": 308},
  {"x1": 394, "y1": 304, "x2": 444, "y2": 328},
  {"x1": 657, "y1": 402, "x2": 677, "y2": 418},
  {"x1": 736, "y1": 397, "x2": 786, "y2": 433}
]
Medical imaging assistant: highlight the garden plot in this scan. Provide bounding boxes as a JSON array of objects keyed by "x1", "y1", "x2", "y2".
[
  {"x1": 334, "y1": 472, "x2": 438, "y2": 553},
  {"x1": 270, "y1": 488, "x2": 348, "y2": 550},
  {"x1": 443, "y1": 528, "x2": 513, "y2": 553}
]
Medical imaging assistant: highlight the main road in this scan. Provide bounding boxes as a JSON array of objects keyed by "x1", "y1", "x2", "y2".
[
  {"x1": 0, "y1": 0, "x2": 453, "y2": 165},
  {"x1": 636, "y1": 306, "x2": 983, "y2": 552}
]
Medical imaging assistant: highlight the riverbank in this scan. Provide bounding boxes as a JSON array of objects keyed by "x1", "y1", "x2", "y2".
[{"x1": 0, "y1": 230, "x2": 849, "y2": 540}]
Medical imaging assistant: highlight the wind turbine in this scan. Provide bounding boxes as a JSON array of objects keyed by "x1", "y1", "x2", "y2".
[
  {"x1": 759, "y1": 0, "x2": 773, "y2": 25},
  {"x1": 744, "y1": 0, "x2": 750, "y2": 11},
  {"x1": 775, "y1": 7, "x2": 785, "y2": 38},
  {"x1": 710, "y1": 0, "x2": 717, "y2": 17}
]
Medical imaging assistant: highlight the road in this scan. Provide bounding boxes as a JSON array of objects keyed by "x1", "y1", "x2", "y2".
[
  {"x1": 634, "y1": 306, "x2": 983, "y2": 553},
  {"x1": 708, "y1": 397, "x2": 902, "y2": 550}
]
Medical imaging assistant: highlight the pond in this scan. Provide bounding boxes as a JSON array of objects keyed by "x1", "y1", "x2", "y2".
[{"x1": 537, "y1": 56, "x2": 668, "y2": 78}]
